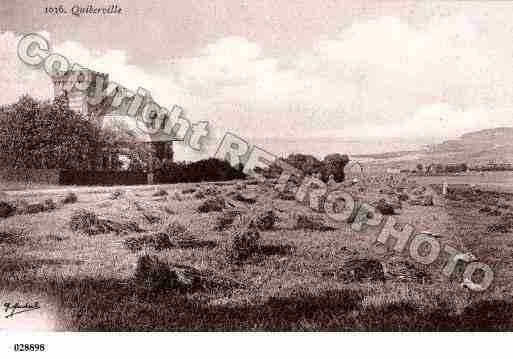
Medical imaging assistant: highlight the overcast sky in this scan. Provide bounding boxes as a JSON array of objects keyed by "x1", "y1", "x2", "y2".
[{"x1": 1, "y1": 1, "x2": 513, "y2": 159}]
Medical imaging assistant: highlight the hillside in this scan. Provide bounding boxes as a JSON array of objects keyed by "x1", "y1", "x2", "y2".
[{"x1": 358, "y1": 127, "x2": 513, "y2": 170}]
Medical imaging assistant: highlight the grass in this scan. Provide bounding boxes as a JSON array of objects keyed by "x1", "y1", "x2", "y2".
[{"x1": 1, "y1": 178, "x2": 513, "y2": 330}]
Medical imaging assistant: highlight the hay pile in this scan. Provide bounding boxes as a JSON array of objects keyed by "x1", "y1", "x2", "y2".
[
  {"x1": 293, "y1": 214, "x2": 334, "y2": 231},
  {"x1": 142, "y1": 211, "x2": 161, "y2": 224},
  {"x1": 61, "y1": 191, "x2": 78, "y2": 204},
  {"x1": 276, "y1": 190, "x2": 296, "y2": 201},
  {"x1": 230, "y1": 221, "x2": 260, "y2": 261},
  {"x1": 487, "y1": 212, "x2": 513, "y2": 233},
  {"x1": 194, "y1": 186, "x2": 220, "y2": 199},
  {"x1": 109, "y1": 190, "x2": 125, "y2": 200},
  {"x1": 0, "y1": 201, "x2": 15, "y2": 218},
  {"x1": 124, "y1": 232, "x2": 171, "y2": 251},
  {"x1": 197, "y1": 196, "x2": 227, "y2": 213},
  {"x1": 170, "y1": 192, "x2": 183, "y2": 201},
  {"x1": 324, "y1": 258, "x2": 385, "y2": 282},
  {"x1": 18, "y1": 199, "x2": 57, "y2": 214},
  {"x1": 162, "y1": 221, "x2": 196, "y2": 242},
  {"x1": 69, "y1": 209, "x2": 143, "y2": 236},
  {"x1": 134, "y1": 254, "x2": 193, "y2": 291},
  {"x1": 124, "y1": 220, "x2": 213, "y2": 251},
  {"x1": 215, "y1": 210, "x2": 241, "y2": 231},
  {"x1": 255, "y1": 210, "x2": 279, "y2": 231},
  {"x1": 384, "y1": 258, "x2": 431, "y2": 283},
  {"x1": 0, "y1": 227, "x2": 30, "y2": 245},
  {"x1": 375, "y1": 199, "x2": 396, "y2": 215},
  {"x1": 152, "y1": 188, "x2": 168, "y2": 197},
  {"x1": 134, "y1": 254, "x2": 243, "y2": 292},
  {"x1": 232, "y1": 192, "x2": 257, "y2": 204}
]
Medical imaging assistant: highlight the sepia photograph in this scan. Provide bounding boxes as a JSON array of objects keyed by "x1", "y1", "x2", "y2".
[{"x1": 1, "y1": 0, "x2": 513, "y2": 355}]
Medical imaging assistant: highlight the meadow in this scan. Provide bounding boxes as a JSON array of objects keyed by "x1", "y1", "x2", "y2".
[{"x1": 1, "y1": 176, "x2": 513, "y2": 331}]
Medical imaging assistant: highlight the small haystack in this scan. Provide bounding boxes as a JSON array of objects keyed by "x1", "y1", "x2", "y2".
[
  {"x1": 375, "y1": 199, "x2": 395, "y2": 215},
  {"x1": 62, "y1": 191, "x2": 78, "y2": 204},
  {"x1": 230, "y1": 220, "x2": 260, "y2": 261},
  {"x1": 152, "y1": 188, "x2": 168, "y2": 197},
  {"x1": 198, "y1": 196, "x2": 227, "y2": 213},
  {"x1": 0, "y1": 201, "x2": 15, "y2": 218},
  {"x1": 0, "y1": 227, "x2": 30, "y2": 245},
  {"x1": 109, "y1": 190, "x2": 125, "y2": 200},
  {"x1": 293, "y1": 214, "x2": 334, "y2": 231},
  {"x1": 215, "y1": 210, "x2": 241, "y2": 231},
  {"x1": 69, "y1": 209, "x2": 143, "y2": 236},
  {"x1": 134, "y1": 254, "x2": 243, "y2": 292},
  {"x1": 255, "y1": 210, "x2": 279, "y2": 231},
  {"x1": 232, "y1": 192, "x2": 257, "y2": 204}
]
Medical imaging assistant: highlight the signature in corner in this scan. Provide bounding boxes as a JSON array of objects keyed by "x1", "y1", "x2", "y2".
[{"x1": 3, "y1": 301, "x2": 41, "y2": 319}]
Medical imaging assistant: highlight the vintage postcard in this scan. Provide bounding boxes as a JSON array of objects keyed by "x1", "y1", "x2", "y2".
[{"x1": 0, "y1": 0, "x2": 512, "y2": 356}]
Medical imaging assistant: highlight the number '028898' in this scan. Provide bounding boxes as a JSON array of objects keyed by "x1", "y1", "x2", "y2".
[{"x1": 13, "y1": 344, "x2": 46, "y2": 352}]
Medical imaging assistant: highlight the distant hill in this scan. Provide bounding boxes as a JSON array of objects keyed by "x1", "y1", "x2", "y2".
[{"x1": 358, "y1": 127, "x2": 513, "y2": 170}]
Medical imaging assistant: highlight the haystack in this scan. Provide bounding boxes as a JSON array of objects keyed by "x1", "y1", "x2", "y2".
[
  {"x1": 69, "y1": 209, "x2": 143, "y2": 236},
  {"x1": 197, "y1": 196, "x2": 226, "y2": 213}
]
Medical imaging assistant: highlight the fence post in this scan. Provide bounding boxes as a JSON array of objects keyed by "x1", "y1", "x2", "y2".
[{"x1": 442, "y1": 181, "x2": 448, "y2": 196}]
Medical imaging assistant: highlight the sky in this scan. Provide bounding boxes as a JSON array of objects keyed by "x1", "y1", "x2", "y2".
[{"x1": 1, "y1": 1, "x2": 513, "y2": 160}]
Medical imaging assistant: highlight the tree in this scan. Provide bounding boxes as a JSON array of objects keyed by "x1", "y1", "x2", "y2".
[
  {"x1": 0, "y1": 95, "x2": 116, "y2": 170},
  {"x1": 323, "y1": 153, "x2": 350, "y2": 182}
]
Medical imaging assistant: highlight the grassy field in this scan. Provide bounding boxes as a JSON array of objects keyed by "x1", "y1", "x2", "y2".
[
  {"x1": 1, "y1": 178, "x2": 513, "y2": 331},
  {"x1": 412, "y1": 171, "x2": 513, "y2": 193}
]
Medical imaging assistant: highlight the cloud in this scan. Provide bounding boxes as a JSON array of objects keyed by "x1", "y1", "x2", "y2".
[
  {"x1": 1, "y1": 11, "x2": 513, "y2": 158},
  {"x1": 0, "y1": 32, "x2": 53, "y2": 104}
]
